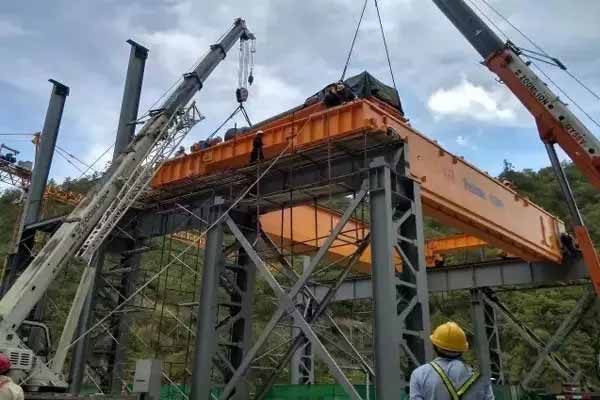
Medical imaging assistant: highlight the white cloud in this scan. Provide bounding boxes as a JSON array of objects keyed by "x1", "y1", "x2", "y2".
[
  {"x1": 427, "y1": 79, "x2": 517, "y2": 123},
  {"x1": 456, "y1": 135, "x2": 468, "y2": 146}
]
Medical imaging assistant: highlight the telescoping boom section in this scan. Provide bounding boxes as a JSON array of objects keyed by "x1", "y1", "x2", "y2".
[{"x1": 153, "y1": 96, "x2": 566, "y2": 266}]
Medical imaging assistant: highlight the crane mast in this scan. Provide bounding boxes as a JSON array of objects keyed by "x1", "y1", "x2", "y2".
[
  {"x1": 0, "y1": 18, "x2": 253, "y2": 388},
  {"x1": 431, "y1": 0, "x2": 600, "y2": 294}
]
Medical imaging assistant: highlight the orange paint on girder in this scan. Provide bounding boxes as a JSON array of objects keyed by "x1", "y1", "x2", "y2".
[
  {"x1": 259, "y1": 205, "x2": 489, "y2": 274},
  {"x1": 152, "y1": 97, "x2": 565, "y2": 264}
]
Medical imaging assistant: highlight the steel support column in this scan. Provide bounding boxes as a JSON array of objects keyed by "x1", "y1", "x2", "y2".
[
  {"x1": 471, "y1": 288, "x2": 504, "y2": 384},
  {"x1": 110, "y1": 240, "x2": 144, "y2": 394},
  {"x1": 2, "y1": 80, "x2": 69, "y2": 294},
  {"x1": 113, "y1": 40, "x2": 148, "y2": 158},
  {"x1": 225, "y1": 216, "x2": 257, "y2": 400},
  {"x1": 290, "y1": 257, "x2": 315, "y2": 385},
  {"x1": 69, "y1": 249, "x2": 106, "y2": 392},
  {"x1": 69, "y1": 40, "x2": 147, "y2": 393},
  {"x1": 25, "y1": 80, "x2": 69, "y2": 225},
  {"x1": 368, "y1": 149, "x2": 432, "y2": 396},
  {"x1": 99, "y1": 38, "x2": 147, "y2": 391},
  {"x1": 368, "y1": 157, "x2": 404, "y2": 398},
  {"x1": 190, "y1": 198, "x2": 225, "y2": 400}
]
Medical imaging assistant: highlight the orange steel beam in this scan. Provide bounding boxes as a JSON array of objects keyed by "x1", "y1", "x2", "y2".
[
  {"x1": 152, "y1": 97, "x2": 566, "y2": 264},
  {"x1": 46, "y1": 186, "x2": 488, "y2": 272},
  {"x1": 259, "y1": 205, "x2": 490, "y2": 273}
]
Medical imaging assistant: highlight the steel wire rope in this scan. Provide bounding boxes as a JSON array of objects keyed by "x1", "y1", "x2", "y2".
[
  {"x1": 55, "y1": 147, "x2": 85, "y2": 174},
  {"x1": 56, "y1": 113, "x2": 314, "y2": 360},
  {"x1": 56, "y1": 144, "x2": 98, "y2": 173},
  {"x1": 465, "y1": 0, "x2": 509, "y2": 40},
  {"x1": 529, "y1": 62, "x2": 600, "y2": 129},
  {"x1": 473, "y1": 0, "x2": 600, "y2": 125},
  {"x1": 340, "y1": 0, "x2": 368, "y2": 81},
  {"x1": 373, "y1": 0, "x2": 400, "y2": 102}
]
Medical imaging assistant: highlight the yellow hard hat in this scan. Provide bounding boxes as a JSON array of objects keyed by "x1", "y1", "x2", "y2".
[{"x1": 430, "y1": 321, "x2": 469, "y2": 353}]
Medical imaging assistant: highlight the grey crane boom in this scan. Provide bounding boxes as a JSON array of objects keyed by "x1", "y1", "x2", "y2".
[{"x1": 0, "y1": 18, "x2": 252, "y2": 389}]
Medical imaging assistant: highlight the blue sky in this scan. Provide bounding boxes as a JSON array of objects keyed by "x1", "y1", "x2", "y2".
[{"x1": 1, "y1": 0, "x2": 599, "y2": 187}]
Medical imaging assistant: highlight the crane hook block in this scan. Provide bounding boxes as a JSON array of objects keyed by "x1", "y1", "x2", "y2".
[{"x1": 236, "y1": 87, "x2": 249, "y2": 103}]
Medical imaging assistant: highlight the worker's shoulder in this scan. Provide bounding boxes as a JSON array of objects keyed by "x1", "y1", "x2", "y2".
[{"x1": 410, "y1": 362, "x2": 434, "y2": 379}]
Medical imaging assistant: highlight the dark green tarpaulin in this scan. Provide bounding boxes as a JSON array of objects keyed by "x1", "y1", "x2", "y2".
[
  {"x1": 305, "y1": 71, "x2": 404, "y2": 115},
  {"x1": 344, "y1": 71, "x2": 404, "y2": 115}
]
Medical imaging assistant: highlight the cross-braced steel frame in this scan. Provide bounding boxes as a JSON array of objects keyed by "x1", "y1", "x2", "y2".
[{"x1": 175, "y1": 140, "x2": 432, "y2": 400}]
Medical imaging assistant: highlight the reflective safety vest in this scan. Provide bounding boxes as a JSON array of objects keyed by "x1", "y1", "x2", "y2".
[{"x1": 429, "y1": 361, "x2": 481, "y2": 400}]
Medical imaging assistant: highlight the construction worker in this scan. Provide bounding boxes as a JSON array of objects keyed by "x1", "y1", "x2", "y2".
[
  {"x1": 250, "y1": 130, "x2": 264, "y2": 163},
  {"x1": 174, "y1": 146, "x2": 186, "y2": 158},
  {"x1": 409, "y1": 321, "x2": 494, "y2": 400},
  {"x1": 0, "y1": 353, "x2": 24, "y2": 400}
]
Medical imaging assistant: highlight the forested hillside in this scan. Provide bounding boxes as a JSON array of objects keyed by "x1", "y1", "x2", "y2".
[{"x1": 0, "y1": 161, "x2": 598, "y2": 389}]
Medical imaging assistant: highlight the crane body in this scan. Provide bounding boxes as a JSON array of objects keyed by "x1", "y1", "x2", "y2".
[
  {"x1": 432, "y1": 0, "x2": 600, "y2": 294},
  {"x1": 0, "y1": 19, "x2": 253, "y2": 389}
]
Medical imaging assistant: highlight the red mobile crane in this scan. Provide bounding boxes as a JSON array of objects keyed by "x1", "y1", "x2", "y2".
[{"x1": 431, "y1": 0, "x2": 600, "y2": 294}]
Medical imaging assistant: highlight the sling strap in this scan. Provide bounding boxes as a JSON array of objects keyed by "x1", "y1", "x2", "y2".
[{"x1": 429, "y1": 361, "x2": 481, "y2": 400}]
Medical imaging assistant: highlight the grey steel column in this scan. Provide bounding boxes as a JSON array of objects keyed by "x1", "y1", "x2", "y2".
[
  {"x1": 110, "y1": 242, "x2": 143, "y2": 394},
  {"x1": 228, "y1": 222, "x2": 257, "y2": 400},
  {"x1": 369, "y1": 157, "x2": 403, "y2": 399},
  {"x1": 113, "y1": 40, "x2": 148, "y2": 159},
  {"x1": 69, "y1": 250, "x2": 106, "y2": 393},
  {"x1": 471, "y1": 289, "x2": 493, "y2": 382},
  {"x1": 290, "y1": 257, "x2": 314, "y2": 385},
  {"x1": 1, "y1": 80, "x2": 69, "y2": 295},
  {"x1": 396, "y1": 148, "x2": 433, "y2": 366},
  {"x1": 24, "y1": 79, "x2": 69, "y2": 225},
  {"x1": 104, "y1": 40, "x2": 148, "y2": 393},
  {"x1": 70, "y1": 40, "x2": 147, "y2": 393},
  {"x1": 190, "y1": 198, "x2": 225, "y2": 400}
]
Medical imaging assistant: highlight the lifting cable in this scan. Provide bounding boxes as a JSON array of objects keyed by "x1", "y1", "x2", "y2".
[
  {"x1": 373, "y1": 0, "x2": 400, "y2": 105},
  {"x1": 56, "y1": 144, "x2": 98, "y2": 173},
  {"x1": 204, "y1": 28, "x2": 255, "y2": 142},
  {"x1": 479, "y1": 0, "x2": 600, "y2": 102},
  {"x1": 340, "y1": 0, "x2": 368, "y2": 81},
  {"x1": 471, "y1": 0, "x2": 600, "y2": 127},
  {"x1": 204, "y1": 103, "x2": 253, "y2": 142},
  {"x1": 340, "y1": 0, "x2": 401, "y2": 105}
]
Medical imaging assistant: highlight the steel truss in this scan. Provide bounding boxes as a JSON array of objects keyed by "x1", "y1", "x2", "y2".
[
  {"x1": 471, "y1": 289, "x2": 504, "y2": 384},
  {"x1": 482, "y1": 288, "x2": 598, "y2": 390},
  {"x1": 367, "y1": 149, "x2": 432, "y2": 397},
  {"x1": 172, "y1": 141, "x2": 431, "y2": 400}
]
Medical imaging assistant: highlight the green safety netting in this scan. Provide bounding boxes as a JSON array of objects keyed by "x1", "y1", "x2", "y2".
[
  {"x1": 168, "y1": 384, "x2": 517, "y2": 400},
  {"x1": 87, "y1": 383, "x2": 522, "y2": 399}
]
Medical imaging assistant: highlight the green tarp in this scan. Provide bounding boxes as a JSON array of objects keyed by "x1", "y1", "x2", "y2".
[
  {"x1": 147, "y1": 383, "x2": 519, "y2": 400},
  {"x1": 343, "y1": 71, "x2": 404, "y2": 115},
  {"x1": 305, "y1": 71, "x2": 404, "y2": 115}
]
